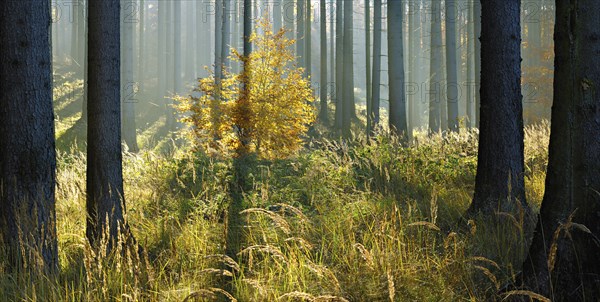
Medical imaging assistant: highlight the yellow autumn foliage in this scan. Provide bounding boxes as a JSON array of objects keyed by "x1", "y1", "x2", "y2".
[{"x1": 176, "y1": 19, "x2": 315, "y2": 159}]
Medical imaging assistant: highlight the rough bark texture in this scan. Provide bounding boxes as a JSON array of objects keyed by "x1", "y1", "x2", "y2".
[
  {"x1": 0, "y1": 0, "x2": 58, "y2": 273},
  {"x1": 371, "y1": 0, "x2": 382, "y2": 128},
  {"x1": 86, "y1": 0, "x2": 127, "y2": 249},
  {"x1": 520, "y1": 1, "x2": 600, "y2": 300},
  {"x1": 445, "y1": 0, "x2": 459, "y2": 132},
  {"x1": 387, "y1": 0, "x2": 407, "y2": 137},
  {"x1": 467, "y1": 0, "x2": 529, "y2": 218}
]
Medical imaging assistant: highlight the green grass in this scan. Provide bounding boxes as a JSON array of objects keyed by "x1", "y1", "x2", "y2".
[{"x1": 0, "y1": 76, "x2": 550, "y2": 301}]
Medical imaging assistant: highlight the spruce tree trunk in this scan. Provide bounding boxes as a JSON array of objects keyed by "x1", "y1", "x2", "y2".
[
  {"x1": 365, "y1": 0, "x2": 372, "y2": 134},
  {"x1": 138, "y1": 0, "x2": 144, "y2": 91},
  {"x1": 319, "y1": 0, "x2": 329, "y2": 124},
  {"x1": 474, "y1": 1, "x2": 481, "y2": 127},
  {"x1": 122, "y1": 0, "x2": 139, "y2": 152},
  {"x1": 387, "y1": 0, "x2": 407, "y2": 137},
  {"x1": 274, "y1": 0, "x2": 282, "y2": 32},
  {"x1": 466, "y1": 0, "x2": 530, "y2": 219},
  {"x1": 341, "y1": 0, "x2": 354, "y2": 136},
  {"x1": 86, "y1": 0, "x2": 128, "y2": 249},
  {"x1": 429, "y1": 0, "x2": 443, "y2": 133},
  {"x1": 284, "y1": 0, "x2": 294, "y2": 41},
  {"x1": 157, "y1": 0, "x2": 166, "y2": 99},
  {"x1": 445, "y1": 0, "x2": 459, "y2": 131},
  {"x1": 297, "y1": 0, "x2": 306, "y2": 70},
  {"x1": 466, "y1": 0, "x2": 475, "y2": 128},
  {"x1": 305, "y1": 0, "x2": 312, "y2": 78},
  {"x1": 334, "y1": 0, "x2": 344, "y2": 131},
  {"x1": 0, "y1": 0, "x2": 58, "y2": 273},
  {"x1": 520, "y1": 1, "x2": 600, "y2": 300},
  {"x1": 371, "y1": 0, "x2": 382, "y2": 128}
]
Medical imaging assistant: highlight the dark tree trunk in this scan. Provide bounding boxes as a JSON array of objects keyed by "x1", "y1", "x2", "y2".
[
  {"x1": 387, "y1": 0, "x2": 407, "y2": 137},
  {"x1": 371, "y1": 0, "x2": 382, "y2": 128},
  {"x1": 0, "y1": 0, "x2": 58, "y2": 273},
  {"x1": 466, "y1": 0, "x2": 530, "y2": 219},
  {"x1": 86, "y1": 0, "x2": 128, "y2": 249},
  {"x1": 519, "y1": 1, "x2": 600, "y2": 300},
  {"x1": 319, "y1": 0, "x2": 329, "y2": 124}
]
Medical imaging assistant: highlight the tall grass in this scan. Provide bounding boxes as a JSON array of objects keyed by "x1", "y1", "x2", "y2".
[{"x1": 0, "y1": 122, "x2": 550, "y2": 301}]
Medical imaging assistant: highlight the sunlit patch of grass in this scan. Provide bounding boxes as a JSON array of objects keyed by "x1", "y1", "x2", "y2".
[{"x1": 0, "y1": 119, "x2": 551, "y2": 301}]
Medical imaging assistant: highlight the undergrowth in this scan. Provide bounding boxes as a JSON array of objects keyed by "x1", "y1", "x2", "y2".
[{"x1": 0, "y1": 119, "x2": 550, "y2": 301}]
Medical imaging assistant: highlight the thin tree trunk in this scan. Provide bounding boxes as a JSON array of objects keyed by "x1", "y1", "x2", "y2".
[
  {"x1": 428, "y1": 0, "x2": 443, "y2": 133},
  {"x1": 334, "y1": 0, "x2": 344, "y2": 131},
  {"x1": 520, "y1": 1, "x2": 600, "y2": 300},
  {"x1": 122, "y1": 0, "x2": 139, "y2": 152},
  {"x1": 445, "y1": 0, "x2": 459, "y2": 131},
  {"x1": 86, "y1": 0, "x2": 128, "y2": 250},
  {"x1": 138, "y1": 0, "x2": 145, "y2": 92},
  {"x1": 387, "y1": 0, "x2": 407, "y2": 137},
  {"x1": 297, "y1": 0, "x2": 306, "y2": 70},
  {"x1": 305, "y1": 0, "x2": 311, "y2": 78},
  {"x1": 371, "y1": 0, "x2": 382, "y2": 128},
  {"x1": 474, "y1": 1, "x2": 481, "y2": 127},
  {"x1": 466, "y1": 0, "x2": 474, "y2": 128},
  {"x1": 274, "y1": 0, "x2": 282, "y2": 32},
  {"x1": 0, "y1": 0, "x2": 58, "y2": 273},
  {"x1": 365, "y1": 0, "x2": 372, "y2": 134},
  {"x1": 319, "y1": 0, "x2": 329, "y2": 124},
  {"x1": 341, "y1": 0, "x2": 354, "y2": 136}
]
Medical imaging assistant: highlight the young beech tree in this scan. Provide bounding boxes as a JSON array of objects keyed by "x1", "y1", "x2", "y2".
[{"x1": 177, "y1": 20, "x2": 315, "y2": 160}]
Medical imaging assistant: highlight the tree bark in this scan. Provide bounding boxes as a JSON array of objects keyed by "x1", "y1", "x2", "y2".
[
  {"x1": 466, "y1": 0, "x2": 474, "y2": 128},
  {"x1": 319, "y1": 0, "x2": 329, "y2": 124},
  {"x1": 429, "y1": 0, "x2": 443, "y2": 133},
  {"x1": 341, "y1": 0, "x2": 354, "y2": 136},
  {"x1": 388, "y1": 0, "x2": 407, "y2": 137},
  {"x1": 445, "y1": 0, "x2": 459, "y2": 131},
  {"x1": 371, "y1": 0, "x2": 382, "y2": 128},
  {"x1": 86, "y1": 0, "x2": 128, "y2": 249},
  {"x1": 297, "y1": 0, "x2": 306, "y2": 70},
  {"x1": 519, "y1": 1, "x2": 600, "y2": 300},
  {"x1": 466, "y1": 0, "x2": 530, "y2": 219},
  {"x1": 365, "y1": 0, "x2": 372, "y2": 134},
  {"x1": 334, "y1": 0, "x2": 344, "y2": 131},
  {"x1": 0, "y1": 0, "x2": 58, "y2": 273},
  {"x1": 122, "y1": 0, "x2": 139, "y2": 152}
]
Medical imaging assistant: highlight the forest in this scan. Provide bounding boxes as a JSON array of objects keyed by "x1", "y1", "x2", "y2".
[{"x1": 0, "y1": 0, "x2": 599, "y2": 301}]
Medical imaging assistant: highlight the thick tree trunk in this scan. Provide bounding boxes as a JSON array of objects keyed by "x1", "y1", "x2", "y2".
[
  {"x1": 466, "y1": 0, "x2": 530, "y2": 219},
  {"x1": 0, "y1": 0, "x2": 58, "y2": 273},
  {"x1": 122, "y1": 0, "x2": 139, "y2": 152},
  {"x1": 157, "y1": 0, "x2": 166, "y2": 99},
  {"x1": 429, "y1": 0, "x2": 443, "y2": 133},
  {"x1": 445, "y1": 0, "x2": 459, "y2": 132},
  {"x1": 371, "y1": 0, "x2": 382, "y2": 128},
  {"x1": 387, "y1": 0, "x2": 407, "y2": 137},
  {"x1": 86, "y1": 0, "x2": 128, "y2": 249},
  {"x1": 319, "y1": 0, "x2": 329, "y2": 124},
  {"x1": 341, "y1": 0, "x2": 354, "y2": 136},
  {"x1": 520, "y1": 1, "x2": 600, "y2": 300},
  {"x1": 138, "y1": 0, "x2": 144, "y2": 91}
]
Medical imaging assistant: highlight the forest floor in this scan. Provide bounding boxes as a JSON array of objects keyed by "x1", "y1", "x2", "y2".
[{"x1": 0, "y1": 69, "x2": 551, "y2": 301}]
